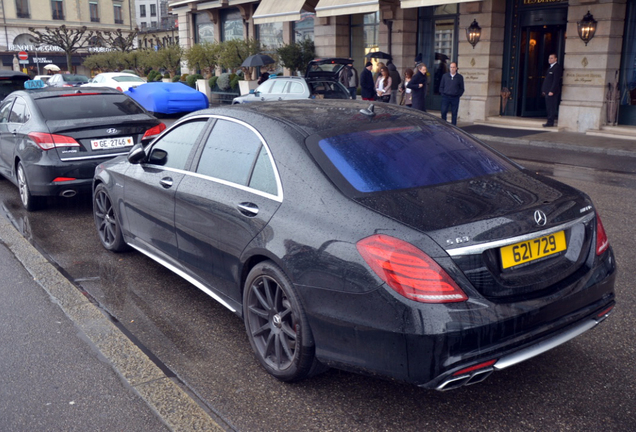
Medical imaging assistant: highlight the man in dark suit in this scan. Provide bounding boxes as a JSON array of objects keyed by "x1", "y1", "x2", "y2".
[
  {"x1": 541, "y1": 53, "x2": 563, "y2": 127},
  {"x1": 360, "y1": 62, "x2": 375, "y2": 101},
  {"x1": 439, "y1": 62, "x2": 464, "y2": 125},
  {"x1": 406, "y1": 63, "x2": 428, "y2": 111}
]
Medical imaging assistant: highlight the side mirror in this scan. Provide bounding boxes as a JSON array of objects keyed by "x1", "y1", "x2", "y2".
[
  {"x1": 127, "y1": 143, "x2": 146, "y2": 164},
  {"x1": 249, "y1": 89, "x2": 255, "y2": 94},
  {"x1": 254, "y1": 91, "x2": 260, "y2": 97}
]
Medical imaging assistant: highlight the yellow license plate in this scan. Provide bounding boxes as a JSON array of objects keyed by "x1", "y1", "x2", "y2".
[{"x1": 500, "y1": 231, "x2": 567, "y2": 269}]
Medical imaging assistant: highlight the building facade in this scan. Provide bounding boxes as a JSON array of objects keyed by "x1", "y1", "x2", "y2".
[
  {"x1": 0, "y1": 0, "x2": 136, "y2": 75},
  {"x1": 170, "y1": 0, "x2": 636, "y2": 133}
]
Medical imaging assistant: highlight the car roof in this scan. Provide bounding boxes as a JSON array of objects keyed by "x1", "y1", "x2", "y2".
[
  {"x1": 0, "y1": 70, "x2": 29, "y2": 79},
  {"x1": 7, "y1": 87, "x2": 124, "y2": 100},
  {"x1": 184, "y1": 100, "x2": 438, "y2": 137},
  {"x1": 97, "y1": 72, "x2": 140, "y2": 77}
]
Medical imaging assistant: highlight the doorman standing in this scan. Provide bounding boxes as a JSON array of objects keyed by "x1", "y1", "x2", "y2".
[
  {"x1": 541, "y1": 53, "x2": 563, "y2": 127},
  {"x1": 439, "y1": 62, "x2": 464, "y2": 125}
]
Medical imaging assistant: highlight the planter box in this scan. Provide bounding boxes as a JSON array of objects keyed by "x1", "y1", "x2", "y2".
[
  {"x1": 196, "y1": 79, "x2": 211, "y2": 99},
  {"x1": 238, "y1": 80, "x2": 259, "y2": 96}
]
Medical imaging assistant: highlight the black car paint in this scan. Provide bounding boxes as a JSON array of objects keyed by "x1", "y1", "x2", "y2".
[
  {"x1": 0, "y1": 88, "x2": 161, "y2": 201},
  {"x1": 94, "y1": 100, "x2": 616, "y2": 388}
]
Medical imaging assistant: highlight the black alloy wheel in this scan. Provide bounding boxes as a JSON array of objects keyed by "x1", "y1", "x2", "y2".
[
  {"x1": 17, "y1": 162, "x2": 42, "y2": 211},
  {"x1": 93, "y1": 184, "x2": 128, "y2": 252},
  {"x1": 243, "y1": 261, "x2": 325, "y2": 382}
]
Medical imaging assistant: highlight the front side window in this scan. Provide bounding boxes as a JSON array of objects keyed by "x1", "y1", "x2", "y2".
[
  {"x1": 89, "y1": 1, "x2": 99, "y2": 22},
  {"x1": 255, "y1": 79, "x2": 275, "y2": 94},
  {"x1": 113, "y1": 4, "x2": 123, "y2": 24},
  {"x1": 0, "y1": 100, "x2": 14, "y2": 123},
  {"x1": 51, "y1": 0, "x2": 64, "y2": 20},
  {"x1": 196, "y1": 119, "x2": 268, "y2": 189},
  {"x1": 16, "y1": 0, "x2": 30, "y2": 18},
  {"x1": 149, "y1": 120, "x2": 208, "y2": 170}
]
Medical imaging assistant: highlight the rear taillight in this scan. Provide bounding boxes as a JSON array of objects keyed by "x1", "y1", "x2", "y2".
[
  {"x1": 142, "y1": 122, "x2": 167, "y2": 141},
  {"x1": 116, "y1": 86, "x2": 123, "y2": 92},
  {"x1": 28, "y1": 132, "x2": 80, "y2": 151},
  {"x1": 356, "y1": 234, "x2": 468, "y2": 303},
  {"x1": 596, "y1": 212, "x2": 609, "y2": 255}
]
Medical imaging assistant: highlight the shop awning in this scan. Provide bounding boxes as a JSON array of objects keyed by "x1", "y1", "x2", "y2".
[
  {"x1": 315, "y1": 0, "x2": 379, "y2": 18},
  {"x1": 253, "y1": 0, "x2": 308, "y2": 24},
  {"x1": 400, "y1": 0, "x2": 476, "y2": 8}
]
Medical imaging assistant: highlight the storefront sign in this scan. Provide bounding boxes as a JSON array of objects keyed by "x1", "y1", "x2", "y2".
[
  {"x1": 565, "y1": 72, "x2": 604, "y2": 86},
  {"x1": 8, "y1": 44, "x2": 64, "y2": 52},
  {"x1": 522, "y1": 0, "x2": 567, "y2": 4}
]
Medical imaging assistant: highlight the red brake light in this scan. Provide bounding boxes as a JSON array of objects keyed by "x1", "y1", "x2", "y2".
[
  {"x1": 142, "y1": 122, "x2": 166, "y2": 141},
  {"x1": 53, "y1": 177, "x2": 76, "y2": 182},
  {"x1": 356, "y1": 234, "x2": 468, "y2": 303},
  {"x1": 596, "y1": 212, "x2": 609, "y2": 255},
  {"x1": 116, "y1": 86, "x2": 123, "y2": 92},
  {"x1": 28, "y1": 132, "x2": 80, "y2": 150}
]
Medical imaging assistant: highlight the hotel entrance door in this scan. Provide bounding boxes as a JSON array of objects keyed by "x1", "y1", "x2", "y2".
[{"x1": 516, "y1": 9, "x2": 566, "y2": 117}]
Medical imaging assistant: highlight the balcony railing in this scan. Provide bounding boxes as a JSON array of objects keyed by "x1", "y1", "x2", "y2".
[
  {"x1": 91, "y1": 17, "x2": 100, "y2": 22},
  {"x1": 52, "y1": 11, "x2": 65, "y2": 20},
  {"x1": 17, "y1": 11, "x2": 30, "y2": 18},
  {"x1": 115, "y1": 19, "x2": 124, "y2": 24}
]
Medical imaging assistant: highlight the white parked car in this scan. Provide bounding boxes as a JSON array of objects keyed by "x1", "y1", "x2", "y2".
[
  {"x1": 33, "y1": 75, "x2": 51, "y2": 85},
  {"x1": 82, "y1": 72, "x2": 146, "y2": 92}
]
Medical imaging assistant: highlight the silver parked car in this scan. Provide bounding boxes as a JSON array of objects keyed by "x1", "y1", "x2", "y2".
[{"x1": 233, "y1": 58, "x2": 352, "y2": 104}]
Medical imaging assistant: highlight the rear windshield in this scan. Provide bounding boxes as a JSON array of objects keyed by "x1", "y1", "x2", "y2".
[
  {"x1": 62, "y1": 75, "x2": 89, "y2": 83},
  {"x1": 112, "y1": 76, "x2": 145, "y2": 83},
  {"x1": 35, "y1": 93, "x2": 146, "y2": 120},
  {"x1": 313, "y1": 124, "x2": 514, "y2": 193}
]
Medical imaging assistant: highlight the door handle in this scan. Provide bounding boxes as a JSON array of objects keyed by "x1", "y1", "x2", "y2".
[
  {"x1": 159, "y1": 177, "x2": 173, "y2": 189},
  {"x1": 278, "y1": 97, "x2": 282, "y2": 101},
  {"x1": 237, "y1": 202, "x2": 259, "y2": 217}
]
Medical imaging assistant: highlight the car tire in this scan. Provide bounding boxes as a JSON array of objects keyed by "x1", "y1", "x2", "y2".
[
  {"x1": 243, "y1": 261, "x2": 327, "y2": 382},
  {"x1": 17, "y1": 162, "x2": 43, "y2": 211},
  {"x1": 93, "y1": 183, "x2": 129, "y2": 252}
]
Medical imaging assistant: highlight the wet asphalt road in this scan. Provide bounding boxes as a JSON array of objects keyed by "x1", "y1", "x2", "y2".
[{"x1": 0, "y1": 146, "x2": 634, "y2": 431}]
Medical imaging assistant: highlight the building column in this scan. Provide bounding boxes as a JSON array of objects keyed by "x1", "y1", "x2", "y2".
[
  {"x1": 559, "y1": 0, "x2": 627, "y2": 132},
  {"x1": 457, "y1": 0, "x2": 506, "y2": 123},
  {"x1": 314, "y1": 15, "x2": 350, "y2": 59}
]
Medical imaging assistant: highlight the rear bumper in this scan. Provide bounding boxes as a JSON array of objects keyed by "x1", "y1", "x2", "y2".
[
  {"x1": 23, "y1": 157, "x2": 103, "y2": 197},
  {"x1": 301, "y1": 247, "x2": 616, "y2": 388}
]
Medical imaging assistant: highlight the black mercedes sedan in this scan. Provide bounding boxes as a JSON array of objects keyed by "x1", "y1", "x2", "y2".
[
  {"x1": 0, "y1": 86, "x2": 165, "y2": 210},
  {"x1": 92, "y1": 100, "x2": 616, "y2": 390}
]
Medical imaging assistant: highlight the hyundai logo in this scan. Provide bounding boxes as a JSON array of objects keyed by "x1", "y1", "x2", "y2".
[
  {"x1": 534, "y1": 210, "x2": 547, "y2": 226},
  {"x1": 106, "y1": 128, "x2": 119, "y2": 134}
]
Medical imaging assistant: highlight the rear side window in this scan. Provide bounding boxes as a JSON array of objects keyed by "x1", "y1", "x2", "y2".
[
  {"x1": 313, "y1": 124, "x2": 513, "y2": 193},
  {"x1": 112, "y1": 76, "x2": 145, "y2": 82},
  {"x1": 35, "y1": 94, "x2": 146, "y2": 120}
]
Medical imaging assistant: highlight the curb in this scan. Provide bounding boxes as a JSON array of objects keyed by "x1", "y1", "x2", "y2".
[
  {"x1": 472, "y1": 134, "x2": 636, "y2": 159},
  {"x1": 0, "y1": 212, "x2": 226, "y2": 432}
]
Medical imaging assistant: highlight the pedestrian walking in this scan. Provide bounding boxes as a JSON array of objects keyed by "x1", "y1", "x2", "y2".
[
  {"x1": 387, "y1": 61, "x2": 402, "y2": 104},
  {"x1": 398, "y1": 68, "x2": 414, "y2": 107},
  {"x1": 407, "y1": 63, "x2": 428, "y2": 111},
  {"x1": 439, "y1": 62, "x2": 464, "y2": 125},
  {"x1": 375, "y1": 66, "x2": 392, "y2": 103},
  {"x1": 541, "y1": 53, "x2": 563, "y2": 127},
  {"x1": 360, "y1": 61, "x2": 375, "y2": 101},
  {"x1": 339, "y1": 60, "x2": 359, "y2": 100}
]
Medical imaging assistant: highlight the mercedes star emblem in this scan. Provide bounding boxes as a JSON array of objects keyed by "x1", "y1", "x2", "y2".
[{"x1": 534, "y1": 210, "x2": 547, "y2": 226}]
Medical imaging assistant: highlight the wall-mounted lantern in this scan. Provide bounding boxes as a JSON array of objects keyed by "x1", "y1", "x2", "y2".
[
  {"x1": 466, "y1": 19, "x2": 481, "y2": 49},
  {"x1": 577, "y1": 11, "x2": 597, "y2": 46}
]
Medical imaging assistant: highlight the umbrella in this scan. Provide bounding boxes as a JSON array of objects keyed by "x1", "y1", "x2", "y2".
[
  {"x1": 368, "y1": 51, "x2": 392, "y2": 60},
  {"x1": 43, "y1": 64, "x2": 60, "y2": 71},
  {"x1": 241, "y1": 54, "x2": 275, "y2": 68}
]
